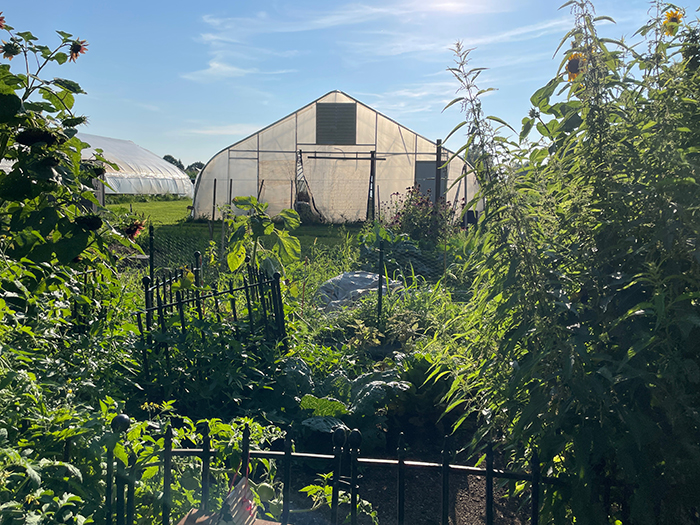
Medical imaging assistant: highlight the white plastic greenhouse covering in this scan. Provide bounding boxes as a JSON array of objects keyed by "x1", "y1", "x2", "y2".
[
  {"x1": 78, "y1": 133, "x2": 194, "y2": 198},
  {"x1": 193, "y1": 91, "x2": 481, "y2": 223}
]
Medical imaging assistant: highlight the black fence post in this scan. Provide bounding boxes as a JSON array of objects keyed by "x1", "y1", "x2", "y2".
[
  {"x1": 281, "y1": 434, "x2": 292, "y2": 525},
  {"x1": 127, "y1": 454, "x2": 136, "y2": 525},
  {"x1": 486, "y1": 443, "x2": 494, "y2": 525},
  {"x1": 348, "y1": 429, "x2": 362, "y2": 525},
  {"x1": 194, "y1": 252, "x2": 203, "y2": 324},
  {"x1": 272, "y1": 273, "x2": 286, "y2": 342},
  {"x1": 156, "y1": 283, "x2": 166, "y2": 334},
  {"x1": 149, "y1": 224, "x2": 154, "y2": 283},
  {"x1": 331, "y1": 427, "x2": 347, "y2": 525},
  {"x1": 106, "y1": 415, "x2": 130, "y2": 525},
  {"x1": 142, "y1": 276, "x2": 152, "y2": 341},
  {"x1": 201, "y1": 423, "x2": 211, "y2": 512},
  {"x1": 213, "y1": 283, "x2": 222, "y2": 322},
  {"x1": 163, "y1": 426, "x2": 173, "y2": 525},
  {"x1": 531, "y1": 449, "x2": 540, "y2": 525},
  {"x1": 176, "y1": 291, "x2": 186, "y2": 337},
  {"x1": 116, "y1": 456, "x2": 126, "y2": 525},
  {"x1": 441, "y1": 436, "x2": 450, "y2": 525},
  {"x1": 434, "y1": 138, "x2": 442, "y2": 207},
  {"x1": 194, "y1": 251, "x2": 202, "y2": 287},
  {"x1": 243, "y1": 277, "x2": 255, "y2": 333},
  {"x1": 241, "y1": 424, "x2": 250, "y2": 479},
  {"x1": 377, "y1": 239, "x2": 384, "y2": 324},
  {"x1": 397, "y1": 432, "x2": 405, "y2": 525},
  {"x1": 136, "y1": 313, "x2": 150, "y2": 379},
  {"x1": 228, "y1": 281, "x2": 238, "y2": 323},
  {"x1": 106, "y1": 441, "x2": 114, "y2": 525}
]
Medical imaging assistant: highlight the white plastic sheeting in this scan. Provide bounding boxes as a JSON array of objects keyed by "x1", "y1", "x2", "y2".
[
  {"x1": 193, "y1": 91, "x2": 481, "y2": 222},
  {"x1": 317, "y1": 271, "x2": 402, "y2": 312},
  {"x1": 78, "y1": 133, "x2": 194, "y2": 198}
]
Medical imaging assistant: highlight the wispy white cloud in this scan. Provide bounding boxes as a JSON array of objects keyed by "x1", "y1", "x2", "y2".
[
  {"x1": 184, "y1": 1, "x2": 549, "y2": 85},
  {"x1": 463, "y1": 17, "x2": 571, "y2": 47},
  {"x1": 396, "y1": 0, "x2": 512, "y2": 15},
  {"x1": 358, "y1": 80, "x2": 459, "y2": 117},
  {"x1": 182, "y1": 60, "x2": 296, "y2": 82},
  {"x1": 202, "y1": 0, "x2": 508, "y2": 37},
  {"x1": 343, "y1": 17, "x2": 571, "y2": 60}
]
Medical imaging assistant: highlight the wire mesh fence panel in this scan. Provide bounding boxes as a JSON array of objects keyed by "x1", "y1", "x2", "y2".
[{"x1": 142, "y1": 223, "x2": 227, "y2": 275}]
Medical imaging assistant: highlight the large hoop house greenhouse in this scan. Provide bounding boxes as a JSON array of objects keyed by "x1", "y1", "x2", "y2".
[
  {"x1": 79, "y1": 133, "x2": 194, "y2": 203},
  {"x1": 192, "y1": 91, "x2": 480, "y2": 223}
]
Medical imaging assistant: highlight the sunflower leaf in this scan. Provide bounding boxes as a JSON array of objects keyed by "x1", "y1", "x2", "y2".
[
  {"x1": 594, "y1": 15, "x2": 616, "y2": 24},
  {"x1": 53, "y1": 78, "x2": 86, "y2": 94},
  {"x1": 520, "y1": 118, "x2": 534, "y2": 143},
  {"x1": 553, "y1": 28, "x2": 581, "y2": 58},
  {"x1": 443, "y1": 120, "x2": 468, "y2": 143},
  {"x1": 487, "y1": 116, "x2": 516, "y2": 134},
  {"x1": 443, "y1": 97, "x2": 464, "y2": 112},
  {"x1": 558, "y1": 0, "x2": 576, "y2": 10}
]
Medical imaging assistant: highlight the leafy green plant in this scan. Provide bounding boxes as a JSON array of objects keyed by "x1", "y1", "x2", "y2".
[
  {"x1": 442, "y1": 1, "x2": 700, "y2": 522},
  {"x1": 223, "y1": 196, "x2": 301, "y2": 276},
  {"x1": 0, "y1": 18, "x2": 131, "y2": 343},
  {"x1": 299, "y1": 471, "x2": 379, "y2": 525}
]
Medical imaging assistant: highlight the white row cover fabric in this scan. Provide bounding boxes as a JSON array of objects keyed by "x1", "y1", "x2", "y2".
[
  {"x1": 79, "y1": 133, "x2": 194, "y2": 198},
  {"x1": 193, "y1": 91, "x2": 481, "y2": 222},
  {"x1": 317, "y1": 271, "x2": 402, "y2": 312}
]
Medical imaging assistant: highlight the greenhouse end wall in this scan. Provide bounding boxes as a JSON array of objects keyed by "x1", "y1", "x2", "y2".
[{"x1": 192, "y1": 91, "x2": 480, "y2": 223}]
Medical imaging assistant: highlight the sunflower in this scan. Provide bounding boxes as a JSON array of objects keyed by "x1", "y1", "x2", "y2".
[
  {"x1": 0, "y1": 12, "x2": 6, "y2": 30},
  {"x1": 69, "y1": 39, "x2": 88, "y2": 62},
  {"x1": 663, "y1": 9, "x2": 683, "y2": 36},
  {"x1": 1, "y1": 39, "x2": 20, "y2": 61},
  {"x1": 566, "y1": 52, "x2": 584, "y2": 81}
]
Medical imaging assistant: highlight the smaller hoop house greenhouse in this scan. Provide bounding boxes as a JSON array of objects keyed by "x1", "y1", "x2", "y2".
[
  {"x1": 79, "y1": 133, "x2": 194, "y2": 201},
  {"x1": 192, "y1": 91, "x2": 480, "y2": 223}
]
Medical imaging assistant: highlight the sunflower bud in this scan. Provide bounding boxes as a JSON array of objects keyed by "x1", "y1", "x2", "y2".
[
  {"x1": 1, "y1": 39, "x2": 21, "y2": 60},
  {"x1": 16, "y1": 128, "x2": 57, "y2": 147}
]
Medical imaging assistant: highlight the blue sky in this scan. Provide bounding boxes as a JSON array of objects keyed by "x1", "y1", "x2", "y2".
[{"x1": 4, "y1": 0, "x2": 656, "y2": 166}]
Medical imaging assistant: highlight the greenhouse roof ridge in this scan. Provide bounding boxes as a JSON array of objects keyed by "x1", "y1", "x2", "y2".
[{"x1": 200, "y1": 90, "x2": 464, "y2": 175}]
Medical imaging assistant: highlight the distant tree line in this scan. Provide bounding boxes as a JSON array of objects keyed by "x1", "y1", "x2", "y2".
[{"x1": 164, "y1": 155, "x2": 203, "y2": 181}]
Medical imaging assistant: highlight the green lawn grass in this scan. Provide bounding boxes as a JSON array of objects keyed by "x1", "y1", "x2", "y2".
[
  {"x1": 107, "y1": 199, "x2": 362, "y2": 259},
  {"x1": 106, "y1": 199, "x2": 193, "y2": 225}
]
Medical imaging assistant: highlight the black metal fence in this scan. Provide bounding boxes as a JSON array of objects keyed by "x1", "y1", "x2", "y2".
[
  {"x1": 104, "y1": 419, "x2": 563, "y2": 525},
  {"x1": 136, "y1": 251, "x2": 287, "y2": 379}
]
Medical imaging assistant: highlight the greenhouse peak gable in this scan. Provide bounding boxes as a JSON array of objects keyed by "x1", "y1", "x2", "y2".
[{"x1": 192, "y1": 90, "x2": 480, "y2": 223}]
